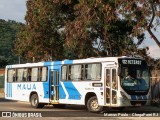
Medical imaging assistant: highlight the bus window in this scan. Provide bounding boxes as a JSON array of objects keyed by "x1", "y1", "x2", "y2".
[
  {"x1": 23, "y1": 68, "x2": 28, "y2": 81},
  {"x1": 106, "y1": 69, "x2": 110, "y2": 87},
  {"x1": 106, "y1": 88, "x2": 110, "y2": 103},
  {"x1": 70, "y1": 65, "x2": 82, "y2": 81},
  {"x1": 112, "y1": 69, "x2": 117, "y2": 90},
  {"x1": 7, "y1": 69, "x2": 14, "y2": 82},
  {"x1": 31, "y1": 68, "x2": 38, "y2": 82},
  {"x1": 28, "y1": 68, "x2": 32, "y2": 81},
  {"x1": 85, "y1": 63, "x2": 101, "y2": 80},
  {"x1": 112, "y1": 90, "x2": 117, "y2": 104},
  {"x1": 13, "y1": 69, "x2": 17, "y2": 82},
  {"x1": 38, "y1": 67, "x2": 42, "y2": 81},
  {"x1": 62, "y1": 66, "x2": 67, "y2": 81},
  {"x1": 17, "y1": 68, "x2": 24, "y2": 82},
  {"x1": 41, "y1": 67, "x2": 48, "y2": 81}
]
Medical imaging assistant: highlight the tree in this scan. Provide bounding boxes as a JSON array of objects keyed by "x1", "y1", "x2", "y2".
[
  {"x1": 154, "y1": 58, "x2": 160, "y2": 69},
  {"x1": 0, "y1": 19, "x2": 23, "y2": 66},
  {"x1": 14, "y1": 0, "x2": 79, "y2": 62},
  {"x1": 65, "y1": 0, "x2": 139, "y2": 58},
  {"x1": 15, "y1": 0, "x2": 150, "y2": 62},
  {"x1": 116, "y1": 0, "x2": 160, "y2": 47},
  {"x1": 14, "y1": 0, "x2": 65, "y2": 62}
]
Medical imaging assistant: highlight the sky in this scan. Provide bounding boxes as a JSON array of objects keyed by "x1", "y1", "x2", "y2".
[
  {"x1": 0, "y1": 0, "x2": 160, "y2": 59},
  {"x1": 0, "y1": 0, "x2": 26, "y2": 23}
]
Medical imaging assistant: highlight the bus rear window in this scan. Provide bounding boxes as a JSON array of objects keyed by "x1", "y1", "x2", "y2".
[{"x1": 7, "y1": 69, "x2": 14, "y2": 82}]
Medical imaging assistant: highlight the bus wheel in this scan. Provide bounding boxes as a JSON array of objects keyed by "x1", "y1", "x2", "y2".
[
  {"x1": 30, "y1": 94, "x2": 44, "y2": 108},
  {"x1": 87, "y1": 96, "x2": 103, "y2": 113}
]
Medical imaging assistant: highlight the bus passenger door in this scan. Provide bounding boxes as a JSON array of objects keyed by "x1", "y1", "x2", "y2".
[
  {"x1": 50, "y1": 70, "x2": 59, "y2": 103},
  {"x1": 105, "y1": 67, "x2": 118, "y2": 106}
]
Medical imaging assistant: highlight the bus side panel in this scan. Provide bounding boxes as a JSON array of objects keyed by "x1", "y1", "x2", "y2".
[
  {"x1": 5, "y1": 82, "x2": 50, "y2": 103},
  {"x1": 38, "y1": 81, "x2": 50, "y2": 103},
  {"x1": 59, "y1": 81, "x2": 103, "y2": 105}
]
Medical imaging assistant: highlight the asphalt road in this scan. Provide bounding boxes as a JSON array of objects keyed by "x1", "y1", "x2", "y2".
[{"x1": 0, "y1": 93, "x2": 160, "y2": 120}]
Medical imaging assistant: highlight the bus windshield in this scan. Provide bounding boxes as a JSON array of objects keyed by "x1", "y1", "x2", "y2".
[{"x1": 118, "y1": 59, "x2": 150, "y2": 94}]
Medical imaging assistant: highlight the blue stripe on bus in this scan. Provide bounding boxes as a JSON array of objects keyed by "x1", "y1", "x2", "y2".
[
  {"x1": 64, "y1": 60, "x2": 74, "y2": 64},
  {"x1": 55, "y1": 60, "x2": 74, "y2": 100},
  {"x1": 43, "y1": 82, "x2": 49, "y2": 98},
  {"x1": 9, "y1": 84, "x2": 10, "y2": 97},
  {"x1": 8, "y1": 83, "x2": 10, "y2": 97},
  {"x1": 43, "y1": 60, "x2": 74, "y2": 100},
  {"x1": 62, "y1": 60, "x2": 75, "y2": 99},
  {"x1": 8, "y1": 83, "x2": 9, "y2": 97},
  {"x1": 63, "y1": 82, "x2": 81, "y2": 100},
  {"x1": 7, "y1": 83, "x2": 12, "y2": 98},
  {"x1": 59, "y1": 83, "x2": 66, "y2": 99},
  {"x1": 7, "y1": 83, "x2": 8, "y2": 97},
  {"x1": 11, "y1": 83, "x2": 12, "y2": 97},
  {"x1": 43, "y1": 62, "x2": 53, "y2": 99}
]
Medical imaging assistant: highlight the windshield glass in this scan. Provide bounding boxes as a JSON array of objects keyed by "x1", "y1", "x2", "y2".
[
  {"x1": 121, "y1": 66, "x2": 149, "y2": 91},
  {"x1": 119, "y1": 59, "x2": 150, "y2": 94}
]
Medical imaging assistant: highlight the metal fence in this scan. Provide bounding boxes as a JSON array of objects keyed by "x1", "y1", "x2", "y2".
[{"x1": 0, "y1": 76, "x2": 4, "y2": 88}]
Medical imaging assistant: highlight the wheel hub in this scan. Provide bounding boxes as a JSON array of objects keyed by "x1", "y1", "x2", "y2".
[
  {"x1": 32, "y1": 98, "x2": 37, "y2": 106},
  {"x1": 91, "y1": 100, "x2": 99, "y2": 110}
]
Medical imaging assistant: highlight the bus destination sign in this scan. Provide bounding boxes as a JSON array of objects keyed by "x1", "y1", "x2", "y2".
[{"x1": 122, "y1": 60, "x2": 142, "y2": 65}]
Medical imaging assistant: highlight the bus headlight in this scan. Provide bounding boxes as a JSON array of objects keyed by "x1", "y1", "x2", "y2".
[{"x1": 120, "y1": 91, "x2": 128, "y2": 100}]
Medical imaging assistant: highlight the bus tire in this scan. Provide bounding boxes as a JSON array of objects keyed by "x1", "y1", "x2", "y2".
[
  {"x1": 87, "y1": 96, "x2": 103, "y2": 113},
  {"x1": 30, "y1": 94, "x2": 44, "y2": 108}
]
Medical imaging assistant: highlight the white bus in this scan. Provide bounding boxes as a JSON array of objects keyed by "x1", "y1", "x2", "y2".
[{"x1": 5, "y1": 56, "x2": 150, "y2": 112}]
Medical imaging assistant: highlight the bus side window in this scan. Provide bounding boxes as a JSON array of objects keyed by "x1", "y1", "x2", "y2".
[
  {"x1": 31, "y1": 68, "x2": 38, "y2": 82},
  {"x1": 85, "y1": 64, "x2": 101, "y2": 80},
  {"x1": 38, "y1": 67, "x2": 42, "y2": 81},
  {"x1": 41, "y1": 67, "x2": 48, "y2": 81},
  {"x1": 62, "y1": 66, "x2": 67, "y2": 81},
  {"x1": 106, "y1": 69, "x2": 110, "y2": 87},
  {"x1": 85, "y1": 64, "x2": 91, "y2": 80},
  {"x1": 112, "y1": 69, "x2": 117, "y2": 89},
  {"x1": 70, "y1": 65, "x2": 82, "y2": 81},
  {"x1": 17, "y1": 68, "x2": 24, "y2": 82},
  {"x1": 84, "y1": 65, "x2": 87, "y2": 79},
  {"x1": 28, "y1": 68, "x2": 32, "y2": 81},
  {"x1": 68, "y1": 65, "x2": 71, "y2": 80},
  {"x1": 13, "y1": 69, "x2": 17, "y2": 82},
  {"x1": 23, "y1": 68, "x2": 28, "y2": 81},
  {"x1": 8, "y1": 69, "x2": 13, "y2": 82}
]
